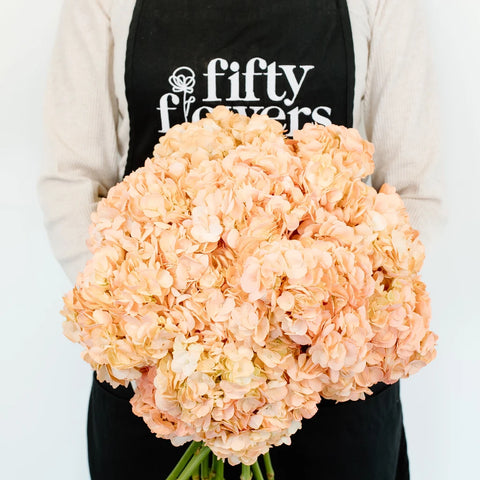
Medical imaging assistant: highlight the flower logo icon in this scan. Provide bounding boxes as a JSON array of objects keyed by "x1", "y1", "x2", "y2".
[{"x1": 168, "y1": 66, "x2": 196, "y2": 122}]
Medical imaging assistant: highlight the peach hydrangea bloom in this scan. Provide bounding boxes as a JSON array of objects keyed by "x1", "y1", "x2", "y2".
[{"x1": 61, "y1": 106, "x2": 437, "y2": 465}]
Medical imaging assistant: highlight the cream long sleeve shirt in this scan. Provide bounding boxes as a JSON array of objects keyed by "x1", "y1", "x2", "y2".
[{"x1": 38, "y1": 0, "x2": 445, "y2": 285}]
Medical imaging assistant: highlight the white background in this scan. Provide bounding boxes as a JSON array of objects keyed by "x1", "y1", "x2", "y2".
[{"x1": 0, "y1": 1, "x2": 479, "y2": 479}]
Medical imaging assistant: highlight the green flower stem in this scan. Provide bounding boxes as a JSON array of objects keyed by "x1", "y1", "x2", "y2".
[
  {"x1": 251, "y1": 461, "x2": 265, "y2": 480},
  {"x1": 208, "y1": 453, "x2": 216, "y2": 479},
  {"x1": 176, "y1": 446, "x2": 211, "y2": 480},
  {"x1": 201, "y1": 450, "x2": 211, "y2": 480},
  {"x1": 215, "y1": 457, "x2": 224, "y2": 480},
  {"x1": 241, "y1": 464, "x2": 252, "y2": 480},
  {"x1": 165, "y1": 441, "x2": 203, "y2": 480},
  {"x1": 263, "y1": 452, "x2": 275, "y2": 480},
  {"x1": 208, "y1": 455, "x2": 217, "y2": 480},
  {"x1": 192, "y1": 463, "x2": 200, "y2": 480}
]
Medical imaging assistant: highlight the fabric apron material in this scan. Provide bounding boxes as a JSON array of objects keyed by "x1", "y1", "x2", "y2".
[
  {"x1": 123, "y1": 0, "x2": 355, "y2": 177},
  {"x1": 87, "y1": 1, "x2": 409, "y2": 479}
]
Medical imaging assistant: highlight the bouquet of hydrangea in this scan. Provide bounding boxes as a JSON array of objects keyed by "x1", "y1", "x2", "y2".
[{"x1": 61, "y1": 106, "x2": 437, "y2": 479}]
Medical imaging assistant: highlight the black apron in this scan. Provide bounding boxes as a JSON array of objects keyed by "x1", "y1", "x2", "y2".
[
  {"x1": 88, "y1": 1, "x2": 409, "y2": 479},
  {"x1": 123, "y1": 0, "x2": 355, "y2": 177}
]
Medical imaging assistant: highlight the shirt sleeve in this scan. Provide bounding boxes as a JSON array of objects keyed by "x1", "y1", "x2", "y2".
[
  {"x1": 363, "y1": 0, "x2": 446, "y2": 251},
  {"x1": 37, "y1": 0, "x2": 119, "y2": 285}
]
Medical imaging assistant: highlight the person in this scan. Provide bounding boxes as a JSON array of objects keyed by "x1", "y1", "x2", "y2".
[{"x1": 37, "y1": 0, "x2": 444, "y2": 479}]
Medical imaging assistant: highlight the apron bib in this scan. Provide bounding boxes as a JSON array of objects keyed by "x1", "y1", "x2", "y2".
[{"x1": 123, "y1": 0, "x2": 355, "y2": 177}]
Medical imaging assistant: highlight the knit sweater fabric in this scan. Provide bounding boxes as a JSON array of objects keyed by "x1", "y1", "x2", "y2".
[{"x1": 38, "y1": 0, "x2": 444, "y2": 285}]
